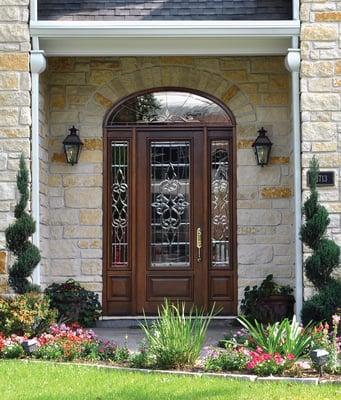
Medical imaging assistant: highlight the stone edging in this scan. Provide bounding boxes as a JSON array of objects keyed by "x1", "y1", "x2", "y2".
[{"x1": 18, "y1": 359, "x2": 341, "y2": 385}]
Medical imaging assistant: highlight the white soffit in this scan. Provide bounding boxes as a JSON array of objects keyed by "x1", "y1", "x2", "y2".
[{"x1": 31, "y1": 20, "x2": 299, "y2": 56}]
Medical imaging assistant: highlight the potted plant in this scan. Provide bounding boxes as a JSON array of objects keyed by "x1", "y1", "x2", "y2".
[{"x1": 240, "y1": 275, "x2": 294, "y2": 324}]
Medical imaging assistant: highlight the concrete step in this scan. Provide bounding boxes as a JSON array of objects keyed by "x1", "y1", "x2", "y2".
[{"x1": 96, "y1": 316, "x2": 238, "y2": 329}]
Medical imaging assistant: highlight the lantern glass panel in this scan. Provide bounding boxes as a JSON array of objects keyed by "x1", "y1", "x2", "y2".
[
  {"x1": 255, "y1": 144, "x2": 268, "y2": 165},
  {"x1": 64, "y1": 144, "x2": 80, "y2": 165}
]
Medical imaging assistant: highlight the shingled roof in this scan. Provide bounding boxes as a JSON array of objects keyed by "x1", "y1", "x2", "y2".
[{"x1": 38, "y1": 1, "x2": 292, "y2": 21}]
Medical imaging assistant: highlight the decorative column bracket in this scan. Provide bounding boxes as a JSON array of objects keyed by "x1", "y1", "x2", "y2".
[{"x1": 285, "y1": 48, "x2": 300, "y2": 73}]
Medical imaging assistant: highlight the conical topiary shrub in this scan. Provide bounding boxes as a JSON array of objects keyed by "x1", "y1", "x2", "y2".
[
  {"x1": 5, "y1": 154, "x2": 41, "y2": 293},
  {"x1": 300, "y1": 156, "x2": 340, "y2": 324}
]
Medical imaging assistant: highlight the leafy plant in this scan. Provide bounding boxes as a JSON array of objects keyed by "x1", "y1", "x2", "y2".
[
  {"x1": 0, "y1": 293, "x2": 57, "y2": 337},
  {"x1": 246, "y1": 348, "x2": 294, "y2": 376},
  {"x1": 240, "y1": 274, "x2": 293, "y2": 323},
  {"x1": 238, "y1": 316, "x2": 313, "y2": 359},
  {"x1": 5, "y1": 154, "x2": 41, "y2": 293},
  {"x1": 45, "y1": 279, "x2": 101, "y2": 327},
  {"x1": 140, "y1": 299, "x2": 216, "y2": 369},
  {"x1": 204, "y1": 348, "x2": 248, "y2": 372},
  {"x1": 1, "y1": 343, "x2": 24, "y2": 359},
  {"x1": 300, "y1": 157, "x2": 340, "y2": 324}
]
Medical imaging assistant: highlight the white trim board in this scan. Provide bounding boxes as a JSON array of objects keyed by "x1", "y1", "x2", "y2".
[
  {"x1": 31, "y1": 20, "x2": 300, "y2": 38},
  {"x1": 31, "y1": 20, "x2": 299, "y2": 56},
  {"x1": 39, "y1": 37, "x2": 292, "y2": 57}
]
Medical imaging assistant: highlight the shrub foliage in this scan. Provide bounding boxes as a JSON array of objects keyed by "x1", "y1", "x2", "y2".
[
  {"x1": 300, "y1": 157, "x2": 340, "y2": 324},
  {"x1": 5, "y1": 154, "x2": 41, "y2": 293}
]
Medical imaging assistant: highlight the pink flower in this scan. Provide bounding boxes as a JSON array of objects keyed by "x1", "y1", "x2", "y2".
[
  {"x1": 287, "y1": 353, "x2": 295, "y2": 361},
  {"x1": 332, "y1": 314, "x2": 340, "y2": 326}
]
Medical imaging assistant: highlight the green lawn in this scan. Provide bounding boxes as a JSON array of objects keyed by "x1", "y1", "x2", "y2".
[{"x1": 0, "y1": 361, "x2": 338, "y2": 400}]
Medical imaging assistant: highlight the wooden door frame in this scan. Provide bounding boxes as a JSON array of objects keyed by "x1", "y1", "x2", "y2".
[{"x1": 102, "y1": 87, "x2": 237, "y2": 316}]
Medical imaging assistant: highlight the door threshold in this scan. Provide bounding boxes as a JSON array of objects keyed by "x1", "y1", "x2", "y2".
[{"x1": 96, "y1": 316, "x2": 238, "y2": 329}]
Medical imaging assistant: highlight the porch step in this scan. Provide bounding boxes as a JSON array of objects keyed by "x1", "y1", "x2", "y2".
[{"x1": 96, "y1": 316, "x2": 238, "y2": 329}]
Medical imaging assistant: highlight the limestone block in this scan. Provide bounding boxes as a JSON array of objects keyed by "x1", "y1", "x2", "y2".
[
  {"x1": 51, "y1": 259, "x2": 80, "y2": 277},
  {"x1": 80, "y1": 210, "x2": 102, "y2": 225},
  {"x1": 64, "y1": 188, "x2": 102, "y2": 208},
  {"x1": 237, "y1": 166, "x2": 281, "y2": 185},
  {"x1": 0, "y1": 72, "x2": 19, "y2": 89},
  {"x1": 0, "y1": 91, "x2": 30, "y2": 106},
  {"x1": 49, "y1": 209, "x2": 79, "y2": 226},
  {"x1": 0, "y1": 108, "x2": 18, "y2": 126},
  {"x1": 19, "y1": 106, "x2": 31, "y2": 124},
  {"x1": 301, "y1": 61, "x2": 334, "y2": 77},
  {"x1": 80, "y1": 249, "x2": 102, "y2": 259},
  {"x1": 301, "y1": 93, "x2": 340, "y2": 111},
  {"x1": 261, "y1": 187, "x2": 292, "y2": 199},
  {"x1": 315, "y1": 12, "x2": 341, "y2": 22},
  {"x1": 238, "y1": 245, "x2": 273, "y2": 265},
  {"x1": 0, "y1": 251, "x2": 7, "y2": 274},
  {"x1": 301, "y1": 24, "x2": 338, "y2": 40},
  {"x1": 49, "y1": 240, "x2": 80, "y2": 259},
  {"x1": 78, "y1": 239, "x2": 101, "y2": 249},
  {"x1": 302, "y1": 122, "x2": 336, "y2": 141},
  {"x1": 0, "y1": 182, "x2": 15, "y2": 200},
  {"x1": 81, "y1": 260, "x2": 102, "y2": 275},
  {"x1": 62, "y1": 175, "x2": 102, "y2": 187},
  {"x1": 64, "y1": 226, "x2": 102, "y2": 239},
  {"x1": 0, "y1": 24, "x2": 29, "y2": 43},
  {"x1": 79, "y1": 150, "x2": 103, "y2": 163},
  {"x1": 238, "y1": 209, "x2": 281, "y2": 226}
]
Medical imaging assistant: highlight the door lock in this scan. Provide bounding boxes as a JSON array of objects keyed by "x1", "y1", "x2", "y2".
[{"x1": 196, "y1": 227, "x2": 202, "y2": 262}]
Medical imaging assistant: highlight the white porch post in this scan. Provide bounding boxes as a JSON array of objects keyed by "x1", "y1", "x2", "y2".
[
  {"x1": 285, "y1": 46, "x2": 302, "y2": 320},
  {"x1": 30, "y1": 50, "x2": 46, "y2": 286}
]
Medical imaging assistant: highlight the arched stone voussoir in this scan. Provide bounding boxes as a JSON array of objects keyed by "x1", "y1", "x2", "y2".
[{"x1": 85, "y1": 64, "x2": 256, "y2": 126}]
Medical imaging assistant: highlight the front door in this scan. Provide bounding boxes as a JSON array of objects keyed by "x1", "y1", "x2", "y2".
[{"x1": 103, "y1": 90, "x2": 236, "y2": 316}]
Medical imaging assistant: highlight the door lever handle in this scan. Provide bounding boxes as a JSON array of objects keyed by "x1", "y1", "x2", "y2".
[{"x1": 196, "y1": 227, "x2": 202, "y2": 262}]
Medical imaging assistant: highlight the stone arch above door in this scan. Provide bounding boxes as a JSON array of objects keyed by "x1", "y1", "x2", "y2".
[{"x1": 83, "y1": 64, "x2": 257, "y2": 128}]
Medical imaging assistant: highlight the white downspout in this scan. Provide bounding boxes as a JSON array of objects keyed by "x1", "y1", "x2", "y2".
[
  {"x1": 30, "y1": 46, "x2": 46, "y2": 285},
  {"x1": 285, "y1": 43, "x2": 302, "y2": 320}
]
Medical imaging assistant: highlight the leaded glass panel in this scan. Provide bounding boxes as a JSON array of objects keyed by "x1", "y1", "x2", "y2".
[
  {"x1": 112, "y1": 142, "x2": 129, "y2": 266},
  {"x1": 150, "y1": 141, "x2": 190, "y2": 267},
  {"x1": 211, "y1": 141, "x2": 229, "y2": 267},
  {"x1": 108, "y1": 91, "x2": 231, "y2": 125}
]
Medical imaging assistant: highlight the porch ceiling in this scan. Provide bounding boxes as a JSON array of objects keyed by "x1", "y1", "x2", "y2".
[{"x1": 31, "y1": 20, "x2": 300, "y2": 56}]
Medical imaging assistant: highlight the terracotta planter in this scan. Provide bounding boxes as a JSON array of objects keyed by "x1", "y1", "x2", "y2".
[{"x1": 258, "y1": 295, "x2": 295, "y2": 323}]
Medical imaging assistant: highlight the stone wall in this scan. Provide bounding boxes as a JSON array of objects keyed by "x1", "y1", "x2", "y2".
[
  {"x1": 0, "y1": 0, "x2": 30, "y2": 293},
  {"x1": 45, "y1": 56, "x2": 294, "y2": 305},
  {"x1": 301, "y1": 1, "x2": 341, "y2": 295}
]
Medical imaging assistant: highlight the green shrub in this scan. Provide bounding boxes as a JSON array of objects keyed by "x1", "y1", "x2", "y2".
[
  {"x1": 300, "y1": 157, "x2": 340, "y2": 324},
  {"x1": 45, "y1": 279, "x2": 101, "y2": 327},
  {"x1": 0, "y1": 292, "x2": 57, "y2": 337},
  {"x1": 34, "y1": 343, "x2": 64, "y2": 361},
  {"x1": 238, "y1": 316, "x2": 313, "y2": 359},
  {"x1": 301, "y1": 280, "x2": 341, "y2": 326},
  {"x1": 140, "y1": 299, "x2": 215, "y2": 369},
  {"x1": 5, "y1": 154, "x2": 41, "y2": 294},
  {"x1": 1, "y1": 343, "x2": 24, "y2": 359}
]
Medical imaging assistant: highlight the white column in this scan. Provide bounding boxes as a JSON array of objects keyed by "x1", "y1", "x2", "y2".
[
  {"x1": 30, "y1": 50, "x2": 47, "y2": 286},
  {"x1": 285, "y1": 47, "x2": 302, "y2": 320}
]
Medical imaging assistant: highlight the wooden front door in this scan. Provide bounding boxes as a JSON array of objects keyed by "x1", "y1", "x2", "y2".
[{"x1": 104, "y1": 126, "x2": 236, "y2": 315}]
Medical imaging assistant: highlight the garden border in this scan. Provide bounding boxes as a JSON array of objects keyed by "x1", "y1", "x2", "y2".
[{"x1": 17, "y1": 360, "x2": 341, "y2": 385}]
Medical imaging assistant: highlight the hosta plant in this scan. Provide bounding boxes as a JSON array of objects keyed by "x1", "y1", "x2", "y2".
[
  {"x1": 140, "y1": 299, "x2": 216, "y2": 369},
  {"x1": 238, "y1": 315, "x2": 313, "y2": 359}
]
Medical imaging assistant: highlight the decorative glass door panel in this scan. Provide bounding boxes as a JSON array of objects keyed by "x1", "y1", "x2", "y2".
[
  {"x1": 211, "y1": 141, "x2": 229, "y2": 268},
  {"x1": 150, "y1": 141, "x2": 190, "y2": 268}
]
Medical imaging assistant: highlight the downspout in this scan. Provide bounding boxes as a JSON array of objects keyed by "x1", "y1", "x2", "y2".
[
  {"x1": 285, "y1": 39, "x2": 302, "y2": 319},
  {"x1": 30, "y1": 0, "x2": 46, "y2": 285}
]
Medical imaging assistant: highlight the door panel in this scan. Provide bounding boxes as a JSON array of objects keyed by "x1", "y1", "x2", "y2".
[{"x1": 104, "y1": 126, "x2": 236, "y2": 315}]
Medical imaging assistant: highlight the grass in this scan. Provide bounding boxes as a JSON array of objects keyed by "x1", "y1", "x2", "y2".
[{"x1": 0, "y1": 360, "x2": 339, "y2": 400}]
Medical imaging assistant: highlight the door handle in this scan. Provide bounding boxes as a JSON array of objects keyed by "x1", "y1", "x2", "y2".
[{"x1": 196, "y1": 227, "x2": 202, "y2": 262}]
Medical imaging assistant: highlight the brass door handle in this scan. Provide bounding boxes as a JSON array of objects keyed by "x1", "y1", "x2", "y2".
[{"x1": 196, "y1": 227, "x2": 202, "y2": 262}]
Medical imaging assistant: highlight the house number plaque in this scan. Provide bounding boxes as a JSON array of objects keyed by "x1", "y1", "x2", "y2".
[{"x1": 307, "y1": 171, "x2": 335, "y2": 187}]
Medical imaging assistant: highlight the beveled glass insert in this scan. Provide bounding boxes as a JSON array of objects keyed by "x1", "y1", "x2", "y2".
[
  {"x1": 211, "y1": 141, "x2": 229, "y2": 267},
  {"x1": 151, "y1": 141, "x2": 190, "y2": 267},
  {"x1": 108, "y1": 91, "x2": 231, "y2": 125},
  {"x1": 111, "y1": 142, "x2": 129, "y2": 266}
]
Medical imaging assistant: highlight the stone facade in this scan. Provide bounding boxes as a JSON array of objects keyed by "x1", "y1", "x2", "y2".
[
  {"x1": 43, "y1": 56, "x2": 294, "y2": 303},
  {"x1": 301, "y1": 1, "x2": 341, "y2": 295},
  {"x1": 0, "y1": 0, "x2": 31, "y2": 293}
]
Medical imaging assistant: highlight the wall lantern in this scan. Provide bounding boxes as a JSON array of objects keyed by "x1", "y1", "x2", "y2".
[
  {"x1": 252, "y1": 127, "x2": 272, "y2": 167},
  {"x1": 63, "y1": 126, "x2": 83, "y2": 165}
]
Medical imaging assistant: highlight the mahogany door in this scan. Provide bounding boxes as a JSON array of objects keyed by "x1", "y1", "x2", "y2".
[{"x1": 103, "y1": 126, "x2": 236, "y2": 315}]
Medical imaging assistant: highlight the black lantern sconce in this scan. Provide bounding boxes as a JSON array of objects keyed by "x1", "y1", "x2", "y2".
[
  {"x1": 63, "y1": 126, "x2": 83, "y2": 165},
  {"x1": 252, "y1": 127, "x2": 273, "y2": 167}
]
